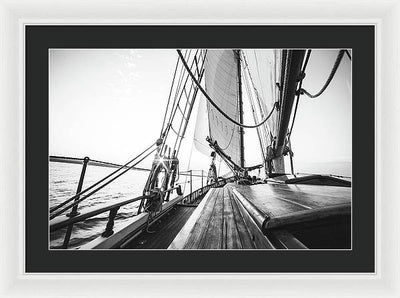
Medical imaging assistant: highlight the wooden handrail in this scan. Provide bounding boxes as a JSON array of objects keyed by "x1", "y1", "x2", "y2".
[
  {"x1": 50, "y1": 195, "x2": 147, "y2": 232},
  {"x1": 50, "y1": 182, "x2": 223, "y2": 233}
]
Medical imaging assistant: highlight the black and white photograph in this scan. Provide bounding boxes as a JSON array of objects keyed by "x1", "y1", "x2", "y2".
[
  {"x1": 49, "y1": 48, "x2": 352, "y2": 250},
  {"x1": 2, "y1": 0, "x2": 395, "y2": 290}
]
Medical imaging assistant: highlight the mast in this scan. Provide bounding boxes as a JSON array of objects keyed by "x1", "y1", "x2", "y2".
[
  {"x1": 236, "y1": 50, "x2": 245, "y2": 168},
  {"x1": 271, "y1": 50, "x2": 305, "y2": 173}
]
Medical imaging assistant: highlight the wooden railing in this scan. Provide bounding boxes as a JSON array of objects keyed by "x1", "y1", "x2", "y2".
[
  {"x1": 180, "y1": 177, "x2": 233, "y2": 204},
  {"x1": 50, "y1": 174, "x2": 231, "y2": 248},
  {"x1": 50, "y1": 195, "x2": 146, "y2": 232}
]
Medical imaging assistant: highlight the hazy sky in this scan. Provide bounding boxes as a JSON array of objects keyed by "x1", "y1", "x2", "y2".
[{"x1": 49, "y1": 49, "x2": 351, "y2": 175}]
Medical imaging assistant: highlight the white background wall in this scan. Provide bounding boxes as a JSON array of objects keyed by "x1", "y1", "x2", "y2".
[{"x1": 1, "y1": 0, "x2": 400, "y2": 297}]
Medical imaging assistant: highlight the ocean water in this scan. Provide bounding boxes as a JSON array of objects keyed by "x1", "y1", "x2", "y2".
[
  {"x1": 49, "y1": 162, "x2": 204, "y2": 249},
  {"x1": 293, "y1": 161, "x2": 351, "y2": 177}
]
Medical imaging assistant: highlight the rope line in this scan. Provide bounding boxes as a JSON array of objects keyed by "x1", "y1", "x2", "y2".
[
  {"x1": 182, "y1": 137, "x2": 195, "y2": 194},
  {"x1": 162, "y1": 50, "x2": 202, "y2": 156},
  {"x1": 169, "y1": 123, "x2": 185, "y2": 138},
  {"x1": 298, "y1": 50, "x2": 345, "y2": 99},
  {"x1": 218, "y1": 70, "x2": 240, "y2": 151},
  {"x1": 241, "y1": 51, "x2": 271, "y2": 162},
  {"x1": 242, "y1": 51, "x2": 270, "y2": 125},
  {"x1": 253, "y1": 50, "x2": 266, "y2": 101},
  {"x1": 242, "y1": 58, "x2": 267, "y2": 162},
  {"x1": 160, "y1": 57, "x2": 179, "y2": 136},
  {"x1": 50, "y1": 147, "x2": 158, "y2": 219},
  {"x1": 177, "y1": 50, "x2": 277, "y2": 129},
  {"x1": 161, "y1": 50, "x2": 192, "y2": 142},
  {"x1": 173, "y1": 52, "x2": 201, "y2": 152},
  {"x1": 176, "y1": 51, "x2": 207, "y2": 154},
  {"x1": 288, "y1": 49, "x2": 312, "y2": 138},
  {"x1": 49, "y1": 141, "x2": 157, "y2": 214},
  {"x1": 345, "y1": 49, "x2": 352, "y2": 61}
]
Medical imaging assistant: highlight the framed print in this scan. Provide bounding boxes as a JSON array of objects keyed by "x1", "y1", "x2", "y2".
[
  {"x1": 0, "y1": 0, "x2": 399, "y2": 297},
  {"x1": 26, "y1": 25, "x2": 372, "y2": 273}
]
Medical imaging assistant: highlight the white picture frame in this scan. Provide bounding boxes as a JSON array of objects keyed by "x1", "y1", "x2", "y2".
[{"x1": 0, "y1": 0, "x2": 397, "y2": 296}]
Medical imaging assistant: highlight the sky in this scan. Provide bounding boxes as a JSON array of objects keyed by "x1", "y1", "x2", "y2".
[{"x1": 49, "y1": 49, "x2": 351, "y2": 176}]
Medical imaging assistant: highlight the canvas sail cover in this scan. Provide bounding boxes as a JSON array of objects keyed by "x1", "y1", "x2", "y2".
[{"x1": 193, "y1": 50, "x2": 242, "y2": 166}]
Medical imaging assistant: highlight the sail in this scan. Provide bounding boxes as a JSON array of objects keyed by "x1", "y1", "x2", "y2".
[
  {"x1": 193, "y1": 94, "x2": 212, "y2": 156},
  {"x1": 203, "y1": 50, "x2": 242, "y2": 166},
  {"x1": 242, "y1": 49, "x2": 282, "y2": 148},
  {"x1": 193, "y1": 49, "x2": 281, "y2": 167}
]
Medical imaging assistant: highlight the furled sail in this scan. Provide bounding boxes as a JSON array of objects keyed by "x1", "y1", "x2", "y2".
[{"x1": 194, "y1": 50, "x2": 242, "y2": 166}]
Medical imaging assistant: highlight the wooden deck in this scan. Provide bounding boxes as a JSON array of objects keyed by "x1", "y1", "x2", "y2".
[
  {"x1": 169, "y1": 186, "x2": 274, "y2": 249},
  {"x1": 169, "y1": 182, "x2": 351, "y2": 249},
  {"x1": 123, "y1": 204, "x2": 197, "y2": 249},
  {"x1": 231, "y1": 183, "x2": 351, "y2": 249},
  {"x1": 231, "y1": 183, "x2": 351, "y2": 219}
]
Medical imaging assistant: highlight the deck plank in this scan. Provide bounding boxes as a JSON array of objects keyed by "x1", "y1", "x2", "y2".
[
  {"x1": 199, "y1": 188, "x2": 224, "y2": 249},
  {"x1": 183, "y1": 188, "x2": 219, "y2": 249},
  {"x1": 125, "y1": 205, "x2": 196, "y2": 249},
  {"x1": 167, "y1": 182, "x2": 350, "y2": 250},
  {"x1": 229, "y1": 192, "x2": 255, "y2": 249},
  {"x1": 222, "y1": 188, "x2": 242, "y2": 249},
  {"x1": 177, "y1": 186, "x2": 271, "y2": 249}
]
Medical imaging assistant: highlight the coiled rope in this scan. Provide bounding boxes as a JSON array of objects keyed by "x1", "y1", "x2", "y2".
[
  {"x1": 298, "y1": 50, "x2": 345, "y2": 99},
  {"x1": 177, "y1": 50, "x2": 277, "y2": 129}
]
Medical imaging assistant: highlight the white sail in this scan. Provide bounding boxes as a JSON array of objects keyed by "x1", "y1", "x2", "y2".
[
  {"x1": 193, "y1": 49, "x2": 282, "y2": 167},
  {"x1": 193, "y1": 94, "x2": 212, "y2": 156},
  {"x1": 242, "y1": 49, "x2": 282, "y2": 148},
  {"x1": 203, "y1": 50, "x2": 242, "y2": 166}
]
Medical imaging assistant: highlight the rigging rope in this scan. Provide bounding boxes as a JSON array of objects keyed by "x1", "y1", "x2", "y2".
[
  {"x1": 242, "y1": 60, "x2": 267, "y2": 163},
  {"x1": 345, "y1": 49, "x2": 351, "y2": 61},
  {"x1": 288, "y1": 49, "x2": 312, "y2": 139},
  {"x1": 287, "y1": 49, "x2": 346, "y2": 174},
  {"x1": 218, "y1": 123, "x2": 237, "y2": 151},
  {"x1": 177, "y1": 50, "x2": 277, "y2": 129},
  {"x1": 253, "y1": 50, "x2": 266, "y2": 101},
  {"x1": 162, "y1": 49, "x2": 204, "y2": 156},
  {"x1": 182, "y1": 138, "x2": 195, "y2": 194},
  {"x1": 218, "y1": 82, "x2": 240, "y2": 151},
  {"x1": 49, "y1": 141, "x2": 157, "y2": 214},
  {"x1": 169, "y1": 123, "x2": 185, "y2": 138},
  {"x1": 241, "y1": 51, "x2": 271, "y2": 161},
  {"x1": 160, "y1": 56, "x2": 180, "y2": 137},
  {"x1": 241, "y1": 51, "x2": 272, "y2": 131},
  {"x1": 174, "y1": 50, "x2": 205, "y2": 153},
  {"x1": 284, "y1": 50, "x2": 312, "y2": 176},
  {"x1": 161, "y1": 50, "x2": 192, "y2": 142},
  {"x1": 50, "y1": 146, "x2": 158, "y2": 219},
  {"x1": 298, "y1": 50, "x2": 345, "y2": 99}
]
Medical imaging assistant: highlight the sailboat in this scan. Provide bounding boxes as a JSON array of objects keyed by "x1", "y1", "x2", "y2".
[{"x1": 50, "y1": 48, "x2": 351, "y2": 250}]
